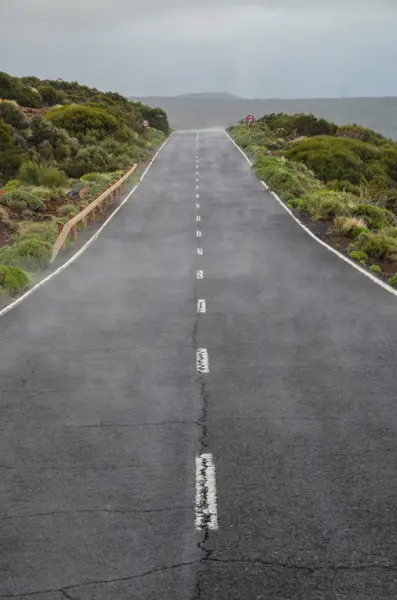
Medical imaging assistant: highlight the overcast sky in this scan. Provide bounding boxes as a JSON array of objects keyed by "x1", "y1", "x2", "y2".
[{"x1": 1, "y1": 0, "x2": 396, "y2": 98}]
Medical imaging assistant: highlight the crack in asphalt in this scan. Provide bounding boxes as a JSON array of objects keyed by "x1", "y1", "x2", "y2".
[
  {"x1": 1, "y1": 506, "x2": 191, "y2": 521},
  {"x1": 205, "y1": 557, "x2": 397, "y2": 572},
  {"x1": 0, "y1": 562, "x2": 197, "y2": 598},
  {"x1": 0, "y1": 421, "x2": 201, "y2": 431}
]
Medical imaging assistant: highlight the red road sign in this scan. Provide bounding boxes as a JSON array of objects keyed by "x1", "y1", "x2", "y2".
[
  {"x1": 246, "y1": 114, "x2": 255, "y2": 124},
  {"x1": 142, "y1": 120, "x2": 150, "y2": 128}
]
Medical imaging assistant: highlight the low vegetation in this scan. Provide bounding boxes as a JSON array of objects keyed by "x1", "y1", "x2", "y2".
[
  {"x1": 0, "y1": 70, "x2": 170, "y2": 299},
  {"x1": 228, "y1": 112, "x2": 397, "y2": 280}
]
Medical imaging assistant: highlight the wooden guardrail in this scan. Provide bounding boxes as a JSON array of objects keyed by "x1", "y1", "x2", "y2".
[{"x1": 50, "y1": 163, "x2": 137, "y2": 263}]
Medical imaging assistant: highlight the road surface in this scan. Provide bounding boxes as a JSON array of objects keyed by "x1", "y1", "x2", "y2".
[{"x1": 1, "y1": 130, "x2": 397, "y2": 599}]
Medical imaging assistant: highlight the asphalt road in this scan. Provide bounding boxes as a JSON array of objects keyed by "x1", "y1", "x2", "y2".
[{"x1": 1, "y1": 130, "x2": 397, "y2": 599}]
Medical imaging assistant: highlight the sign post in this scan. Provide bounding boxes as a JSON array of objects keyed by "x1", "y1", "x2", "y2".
[{"x1": 245, "y1": 114, "x2": 255, "y2": 140}]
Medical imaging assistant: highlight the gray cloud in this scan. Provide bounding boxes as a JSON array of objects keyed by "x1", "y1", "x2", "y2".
[{"x1": 0, "y1": 0, "x2": 396, "y2": 98}]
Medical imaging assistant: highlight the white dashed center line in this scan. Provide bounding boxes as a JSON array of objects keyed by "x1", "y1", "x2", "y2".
[
  {"x1": 197, "y1": 248, "x2": 203, "y2": 255},
  {"x1": 196, "y1": 348, "x2": 210, "y2": 373},
  {"x1": 197, "y1": 270, "x2": 203, "y2": 279},
  {"x1": 195, "y1": 453, "x2": 218, "y2": 531},
  {"x1": 196, "y1": 194, "x2": 200, "y2": 199},
  {"x1": 197, "y1": 299, "x2": 206, "y2": 313},
  {"x1": 197, "y1": 231, "x2": 201, "y2": 238},
  {"x1": 196, "y1": 203, "x2": 200, "y2": 209},
  {"x1": 196, "y1": 216, "x2": 201, "y2": 222}
]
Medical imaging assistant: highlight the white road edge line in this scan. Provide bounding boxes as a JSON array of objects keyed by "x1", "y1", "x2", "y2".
[
  {"x1": 197, "y1": 299, "x2": 206, "y2": 313},
  {"x1": 195, "y1": 453, "x2": 218, "y2": 531},
  {"x1": 0, "y1": 134, "x2": 175, "y2": 319},
  {"x1": 222, "y1": 128, "x2": 397, "y2": 299}
]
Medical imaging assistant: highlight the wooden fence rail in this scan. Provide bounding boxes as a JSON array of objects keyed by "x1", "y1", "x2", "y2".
[{"x1": 50, "y1": 164, "x2": 137, "y2": 263}]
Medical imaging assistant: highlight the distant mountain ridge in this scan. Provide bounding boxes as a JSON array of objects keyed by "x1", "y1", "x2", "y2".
[{"x1": 130, "y1": 94, "x2": 397, "y2": 140}]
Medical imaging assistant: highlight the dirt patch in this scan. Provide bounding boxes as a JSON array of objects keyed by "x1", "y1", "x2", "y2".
[{"x1": 0, "y1": 221, "x2": 14, "y2": 247}]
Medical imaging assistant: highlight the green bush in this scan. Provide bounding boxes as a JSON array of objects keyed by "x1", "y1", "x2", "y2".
[
  {"x1": 17, "y1": 221, "x2": 59, "y2": 244},
  {"x1": 349, "y1": 231, "x2": 397, "y2": 260},
  {"x1": 38, "y1": 166, "x2": 68, "y2": 188},
  {"x1": 301, "y1": 189, "x2": 358, "y2": 221},
  {"x1": 369, "y1": 265, "x2": 382, "y2": 273},
  {"x1": 0, "y1": 265, "x2": 29, "y2": 295},
  {"x1": 336, "y1": 124, "x2": 389, "y2": 146},
  {"x1": 0, "y1": 101, "x2": 29, "y2": 129},
  {"x1": 37, "y1": 85, "x2": 64, "y2": 106},
  {"x1": 348, "y1": 250, "x2": 369, "y2": 262},
  {"x1": 18, "y1": 162, "x2": 68, "y2": 188},
  {"x1": 12, "y1": 236, "x2": 52, "y2": 270},
  {"x1": 0, "y1": 188, "x2": 46, "y2": 212},
  {"x1": 0, "y1": 119, "x2": 23, "y2": 183},
  {"x1": 18, "y1": 161, "x2": 41, "y2": 185},
  {"x1": 286, "y1": 137, "x2": 366, "y2": 184},
  {"x1": 259, "y1": 113, "x2": 337, "y2": 137},
  {"x1": 254, "y1": 155, "x2": 322, "y2": 198},
  {"x1": 46, "y1": 105, "x2": 118, "y2": 139},
  {"x1": 351, "y1": 226, "x2": 368, "y2": 238},
  {"x1": 57, "y1": 203, "x2": 79, "y2": 216},
  {"x1": 353, "y1": 204, "x2": 396, "y2": 229},
  {"x1": 388, "y1": 274, "x2": 397, "y2": 288}
]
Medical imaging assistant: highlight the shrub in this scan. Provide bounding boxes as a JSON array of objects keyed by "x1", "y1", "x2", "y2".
[
  {"x1": 384, "y1": 228, "x2": 397, "y2": 238},
  {"x1": 353, "y1": 204, "x2": 396, "y2": 229},
  {"x1": 388, "y1": 274, "x2": 397, "y2": 288},
  {"x1": 0, "y1": 265, "x2": 29, "y2": 295},
  {"x1": 46, "y1": 105, "x2": 118, "y2": 139},
  {"x1": 17, "y1": 221, "x2": 59, "y2": 244},
  {"x1": 0, "y1": 101, "x2": 29, "y2": 129},
  {"x1": 336, "y1": 124, "x2": 389, "y2": 146},
  {"x1": 301, "y1": 189, "x2": 358, "y2": 221},
  {"x1": 38, "y1": 140, "x2": 54, "y2": 161},
  {"x1": 349, "y1": 231, "x2": 397, "y2": 260},
  {"x1": 19, "y1": 162, "x2": 68, "y2": 188},
  {"x1": 38, "y1": 166, "x2": 68, "y2": 188},
  {"x1": 351, "y1": 226, "x2": 368, "y2": 238},
  {"x1": 0, "y1": 188, "x2": 46, "y2": 212},
  {"x1": 37, "y1": 85, "x2": 64, "y2": 106},
  {"x1": 254, "y1": 155, "x2": 322, "y2": 198},
  {"x1": 5, "y1": 179, "x2": 22, "y2": 191},
  {"x1": 333, "y1": 215, "x2": 367, "y2": 236},
  {"x1": 57, "y1": 204, "x2": 79, "y2": 216},
  {"x1": 370, "y1": 265, "x2": 382, "y2": 273},
  {"x1": 12, "y1": 236, "x2": 52, "y2": 270},
  {"x1": 285, "y1": 136, "x2": 386, "y2": 185},
  {"x1": 326, "y1": 179, "x2": 360, "y2": 195},
  {"x1": 18, "y1": 161, "x2": 41, "y2": 185},
  {"x1": 348, "y1": 250, "x2": 369, "y2": 262},
  {"x1": 0, "y1": 119, "x2": 23, "y2": 182}
]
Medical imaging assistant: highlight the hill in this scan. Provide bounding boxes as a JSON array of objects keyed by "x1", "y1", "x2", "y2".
[
  {"x1": 228, "y1": 113, "x2": 397, "y2": 285},
  {"x1": 130, "y1": 94, "x2": 397, "y2": 140},
  {"x1": 0, "y1": 71, "x2": 170, "y2": 298}
]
